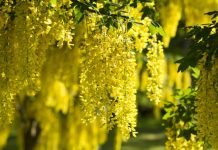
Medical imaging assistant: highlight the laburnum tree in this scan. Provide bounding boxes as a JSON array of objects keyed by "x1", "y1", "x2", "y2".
[
  {"x1": 0, "y1": 0, "x2": 218, "y2": 150},
  {"x1": 0, "y1": 0, "x2": 165, "y2": 150}
]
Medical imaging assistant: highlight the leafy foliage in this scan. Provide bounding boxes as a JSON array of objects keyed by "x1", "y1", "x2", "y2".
[
  {"x1": 148, "y1": 21, "x2": 165, "y2": 36},
  {"x1": 72, "y1": 0, "x2": 161, "y2": 31},
  {"x1": 176, "y1": 11, "x2": 218, "y2": 72},
  {"x1": 163, "y1": 88, "x2": 197, "y2": 140}
]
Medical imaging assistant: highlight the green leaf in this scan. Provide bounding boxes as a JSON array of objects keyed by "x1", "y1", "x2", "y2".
[
  {"x1": 50, "y1": 0, "x2": 57, "y2": 7},
  {"x1": 176, "y1": 49, "x2": 202, "y2": 72},
  {"x1": 74, "y1": 10, "x2": 84, "y2": 23},
  {"x1": 130, "y1": 0, "x2": 138, "y2": 8},
  {"x1": 157, "y1": 25, "x2": 165, "y2": 36},
  {"x1": 141, "y1": 6, "x2": 155, "y2": 20},
  {"x1": 190, "y1": 67, "x2": 200, "y2": 79},
  {"x1": 162, "y1": 112, "x2": 172, "y2": 120},
  {"x1": 148, "y1": 21, "x2": 165, "y2": 36},
  {"x1": 205, "y1": 11, "x2": 218, "y2": 19},
  {"x1": 127, "y1": 21, "x2": 133, "y2": 30},
  {"x1": 113, "y1": 21, "x2": 118, "y2": 29}
]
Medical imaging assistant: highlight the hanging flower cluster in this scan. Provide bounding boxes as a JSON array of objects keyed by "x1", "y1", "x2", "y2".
[
  {"x1": 79, "y1": 15, "x2": 137, "y2": 140},
  {"x1": 196, "y1": 54, "x2": 218, "y2": 149},
  {"x1": 146, "y1": 37, "x2": 165, "y2": 104},
  {"x1": 127, "y1": 2, "x2": 165, "y2": 104},
  {"x1": 0, "y1": 0, "x2": 167, "y2": 149},
  {"x1": 0, "y1": 127, "x2": 10, "y2": 149},
  {"x1": 157, "y1": 0, "x2": 218, "y2": 47},
  {"x1": 62, "y1": 106, "x2": 108, "y2": 150},
  {"x1": 158, "y1": 0, "x2": 182, "y2": 47},
  {"x1": 127, "y1": 3, "x2": 153, "y2": 52},
  {"x1": 0, "y1": 0, "x2": 74, "y2": 128},
  {"x1": 18, "y1": 89, "x2": 106, "y2": 150},
  {"x1": 183, "y1": 0, "x2": 218, "y2": 26}
]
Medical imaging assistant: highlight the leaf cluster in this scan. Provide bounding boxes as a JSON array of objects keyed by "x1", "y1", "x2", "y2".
[
  {"x1": 162, "y1": 88, "x2": 197, "y2": 140},
  {"x1": 176, "y1": 11, "x2": 218, "y2": 72},
  {"x1": 72, "y1": 0, "x2": 158, "y2": 30}
]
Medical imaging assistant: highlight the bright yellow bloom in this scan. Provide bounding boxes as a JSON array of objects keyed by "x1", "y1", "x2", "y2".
[
  {"x1": 196, "y1": 54, "x2": 218, "y2": 149},
  {"x1": 80, "y1": 15, "x2": 137, "y2": 140}
]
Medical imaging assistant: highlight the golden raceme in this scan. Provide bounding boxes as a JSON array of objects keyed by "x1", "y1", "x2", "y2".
[
  {"x1": 196, "y1": 54, "x2": 218, "y2": 149},
  {"x1": 184, "y1": 0, "x2": 218, "y2": 26},
  {"x1": 146, "y1": 38, "x2": 165, "y2": 104},
  {"x1": 158, "y1": 0, "x2": 218, "y2": 47},
  {"x1": 0, "y1": 0, "x2": 75, "y2": 128},
  {"x1": 79, "y1": 15, "x2": 137, "y2": 140},
  {"x1": 158, "y1": 0, "x2": 182, "y2": 47}
]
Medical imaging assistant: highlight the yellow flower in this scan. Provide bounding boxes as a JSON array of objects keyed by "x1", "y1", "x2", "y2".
[{"x1": 80, "y1": 16, "x2": 137, "y2": 140}]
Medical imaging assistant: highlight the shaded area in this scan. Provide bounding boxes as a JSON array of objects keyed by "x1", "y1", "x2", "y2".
[
  {"x1": 122, "y1": 133, "x2": 165, "y2": 150},
  {"x1": 122, "y1": 116, "x2": 165, "y2": 150},
  {"x1": 102, "y1": 116, "x2": 166, "y2": 150},
  {"x1": 4, "y1": 115, "x2": 165, "y2": 150}
]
